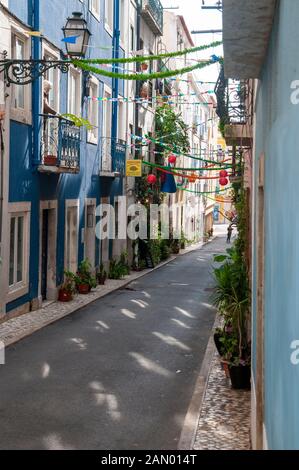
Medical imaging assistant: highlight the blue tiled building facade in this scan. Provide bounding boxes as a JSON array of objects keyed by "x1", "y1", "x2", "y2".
[{"x1": 1, "y1": 0, "x2": 127, "y2": 316}]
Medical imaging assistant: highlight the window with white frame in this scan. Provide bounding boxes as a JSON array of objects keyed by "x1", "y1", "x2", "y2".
[
  {"x1": 101, "y1": 88, "x2": 112, "y2": 171},
  {"x1": 11, "y1": 32, "x2": 31, "y2": 114},
  {"x1": 120, "y1": 0, "x2": 126, "y2": 44},
  {"x1": 43, "y1": 49, "x2": 60, "y2": 113},
  {"x1": 118, "y1": 100, "x2": 125, "y2": 141},
  {"x1": 90, "y1": 0, "x2": 100, "y2": 19},
  {"x1": 87, "y1": 78, "x2": 99, "y2": 143},
  {"x1": 8, "y1": 203, "x2": 30, "y2": 297},
  {"x1": 105, "y1": 0, "x2": 114, "y2": 32},
  {"x1": 68, "y1": 68, "x2": 81, "y2": 115}
]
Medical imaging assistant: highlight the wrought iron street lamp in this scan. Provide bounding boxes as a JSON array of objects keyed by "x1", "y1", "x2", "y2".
[
  {"x1": 0, "y1": 12, "x2": 91, "y2": 86},
  {"x1": 62, "y1": 12, "x2": 91, "y2": 58}
]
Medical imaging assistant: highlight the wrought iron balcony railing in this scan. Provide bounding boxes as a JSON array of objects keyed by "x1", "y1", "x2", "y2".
[
  {"x1": 39, "y1": 114, "x2": 80, "y2": 173},
  {"x1": 141, "y1": 0, "x2": 164, "y2": 35},
  {"x1": 112, "y1": 139, "x2": 126, "y2": 174},
  {"x1": 215, "y1": 65, "x2": 250, "y2": 126},
  {"x1": 100, "y1": 138, "x2": 126, "y2": 176}
]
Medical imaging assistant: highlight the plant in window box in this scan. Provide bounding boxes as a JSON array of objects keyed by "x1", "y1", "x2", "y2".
[
  {"x1": 96, "y1": 263, "x2": 107, "y2": 285},
  {"x1": 44, "y1": 155, "x2": 58, "y2": 166},
  {"x1": 75, "y1": 259, "x2": 97, "y2": 294},
  {"x1": 58, "y1": 270, "x2": 76, "y2": 302}
]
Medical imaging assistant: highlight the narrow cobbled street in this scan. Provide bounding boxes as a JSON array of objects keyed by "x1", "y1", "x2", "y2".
[{"x1": 0, "y1": 237, "x2": 226, "y2": 450}]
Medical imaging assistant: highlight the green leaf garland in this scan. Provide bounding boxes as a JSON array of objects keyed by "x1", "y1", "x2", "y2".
[
  {"x1": 76, "y1": 41, "x2": 223, "y2": 66},
  {"x1": 73, "y1": 59, "x2": 220, "y2": 81}
]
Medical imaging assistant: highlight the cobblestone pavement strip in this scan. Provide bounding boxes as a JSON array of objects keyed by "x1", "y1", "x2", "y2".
[{"x1": 193, "y1": 353, "x2": 251, "y2": 450}]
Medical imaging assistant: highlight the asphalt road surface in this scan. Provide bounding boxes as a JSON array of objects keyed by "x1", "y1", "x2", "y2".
[{"x1": 0, "y1": 236, "x2": 225, "y2": 450}]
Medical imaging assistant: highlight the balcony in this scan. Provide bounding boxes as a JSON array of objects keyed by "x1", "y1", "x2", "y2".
[
  {"x1": 38, "y1": 115, "x2": 80, "y2": 174},
  {"x1": 223, "y1": 0, "x2": 276, "y2": 79},
  {"x1": 215, "y1": 66, "x2": 253, "y2": 146},
  {"x1": 100, "y1": 138, "x2": 126, "y2": 177},
  {"x1": 112, "y1": 139, "x2": 126, "y2": 175},
  {"x1": 141, "y1": 0, "x2": 163, "y2": 36}
]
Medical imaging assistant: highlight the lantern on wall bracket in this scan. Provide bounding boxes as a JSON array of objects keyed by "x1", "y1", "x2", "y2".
[
  {"x1": 62, "y1": 12, "x2": 92, "y2": 58},
  {"x1": 0, "y1": 11, "x2": 91, "y2": 86}
]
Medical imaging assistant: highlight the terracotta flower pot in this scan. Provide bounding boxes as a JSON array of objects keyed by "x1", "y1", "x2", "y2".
[
  {"x1": 44, "y1": 155, "x2": 58, "y2": 166},
  {"x1": 220, "y1": 359, "x2": 230, "y2": 379},
  {"x1": 77, "y1": 284, "x2": 90, "y2": 295},
  {"x1": 58, "y1": 289, "x2": 73, "y2": 302}
]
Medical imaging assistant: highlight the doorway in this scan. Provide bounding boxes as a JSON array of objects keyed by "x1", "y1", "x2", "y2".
[
  {"x1": 41, "y1": 210, "x2": 49, "y2": 300},
  {"x1": 40, "y1": 201, "x2": 57, "y2": 301},
  {"x1": 85, "y1": 199, "x2": 96, "y2": 269},
  {"x1": 65, "y1": 201, "x2": 79, "y2": 273}
]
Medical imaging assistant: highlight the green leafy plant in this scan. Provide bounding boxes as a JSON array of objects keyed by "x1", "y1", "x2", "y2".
[
  {"x1": 159, "y1": 239, "x2": 171, "y2": 261},
  {"x1": 147, "y1": 240, "x2": 161, "y2": 266},
  {"x1": 119, "y1": 251, "x2": 130, "y2": 276},
  {"x1": 61, "y1": 113, "x2": 93, "y2": 130},
  {"x1": 108, "y1": 254, "x2": 130, "y2": 280},
  {"x1": 75, "y1": 259, "x2": 97, "y2": 289},
  {"x1": 61, "y1": 270, "x2": 76, "y2": 294},
  {"x1": 212, "y1": 245, "x2": 250, "y2": 365},
  {"x1": 96, "y1": 263, "x2": 107, "y2": 284}
]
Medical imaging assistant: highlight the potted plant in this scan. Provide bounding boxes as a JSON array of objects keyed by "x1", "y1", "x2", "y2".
[
  {"x1": 213, "y1": 247, "x2": 251, "y2": 389},
  {"x1": 58, "y1": 270, "x2": 76, "y2": 302},
  {"x1": 108, "y1": 259, "x2": 123, "y2": 280},
  {"x1": 75, "y1": 259, "x2": 97, "y2": 294},
  {"x1": 96, "y1": 263, "x2": 107, "y2": 285},
  {"x1": 180, "y1": 232, "x2": 187, "y2": 250},
  {"x1": 119, "y1": 251, "x2": 130, "y2": 276},
  {"x1": 171, "y1": 239, "x2": 180, "y2": 254},
  {"x1": 44, "y1": 155, "x2": 58, "y2": 166}
]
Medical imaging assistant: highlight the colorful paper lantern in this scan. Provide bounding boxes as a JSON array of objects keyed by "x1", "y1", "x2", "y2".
[
  {"x1": 188, "y1": 173, "x2": 197, "y2": 183},
  {"x1": 147, "y1": 174, "x2": 157, "y2": 185},
  {"x1": 219, "y1": 170, "x2": 228, "y2": 178},
  {"x1": 161, "y1": 172, "x2": 177, "y2": 193},
  {"x1": 168, "y1": 155, "x2": 177, "y2": 165},
  {"x1": 219, "y1": 177, "x2": 229, "y2": 186}
]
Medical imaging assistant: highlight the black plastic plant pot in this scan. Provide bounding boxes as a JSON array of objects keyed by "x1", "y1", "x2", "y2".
[
  {"x1": 229, "y1": 364, "x2": 251, "y2": 390},
  {"x1": 213, "y1": 332, "x2": 224, "y2": 356}
]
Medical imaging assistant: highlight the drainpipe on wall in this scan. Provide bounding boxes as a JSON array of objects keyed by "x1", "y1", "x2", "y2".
[
  {"x1": 112, "y1": 0, "x2": 120, "y2": 146},
  {"x1": 134, "y1": 1, "x2": 141, "y2": 146},
  {"x1": 109, "y1": 0, "x2": 121, "y2": 259},
  {"x1": 31, "y1": 0, "x2": 41, "y2": 166}
]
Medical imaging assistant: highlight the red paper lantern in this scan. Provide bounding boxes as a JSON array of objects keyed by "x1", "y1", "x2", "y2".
[
  {"x1": 147, "y1": 174, "x2": 157, "y2": 185},
  {"x1": 168, "y1": 155, "x2": 177, "y2": 165},
  {"x1": 219, "y1": 170, "x2": 228, "y2": 178},
  {"x1": 219, "y1": 177, "x2": 229, "y2": 186},
  {"x1": 188, "y1": 173, "x2": 197, "y2": 183}
]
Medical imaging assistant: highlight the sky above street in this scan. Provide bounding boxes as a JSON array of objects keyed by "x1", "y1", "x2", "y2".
[{"x1": 161, "y1": 0, "x2": 223, "y2": 85}]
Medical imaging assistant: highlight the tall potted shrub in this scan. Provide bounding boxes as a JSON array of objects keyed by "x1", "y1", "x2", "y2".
[{"x1": 213, "y1": 247, "x2": 251, "y2": 389}]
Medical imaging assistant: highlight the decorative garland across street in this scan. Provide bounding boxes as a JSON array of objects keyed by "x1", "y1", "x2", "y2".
[
  {"x1": 142, "y1": 160, "x2": 232, "y2": 172},
  {"x1": 73, "y1": 58, "x2": 221, "y2": 81},
  {"x1": 180, "y1": 187, "x2": 230, "y2": 195},
  {"x1": 73, "y1": 42, "x2": 222, "y2": 66},
  {"x1": 140, "y1": 136, "x2": 227, "y2": 165}
]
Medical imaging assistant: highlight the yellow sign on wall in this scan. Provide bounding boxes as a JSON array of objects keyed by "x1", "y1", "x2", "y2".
[{"x1": 126, "y1": 160, "x2": 142, "y2": 177}]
